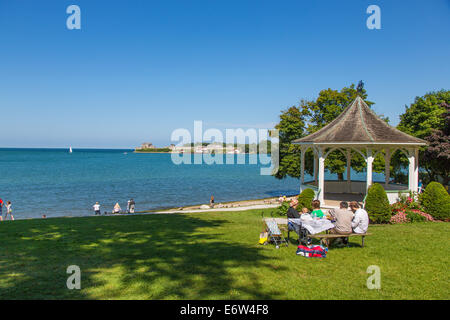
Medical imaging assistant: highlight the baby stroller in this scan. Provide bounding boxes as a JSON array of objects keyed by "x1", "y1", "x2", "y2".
[
  {"x1": 262, "y1": 213, "x2": 288, "y2": 249},
  {"x1": 288, "y1": 220, "x2": 312, "y2": 246}
]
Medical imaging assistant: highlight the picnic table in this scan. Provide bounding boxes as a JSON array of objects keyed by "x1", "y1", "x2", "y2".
[
  {"x1": 262, "y1": 217, "x2": 371, "y2": 248},
  {"x1": 287, "y1": 218, "x2": 371, "y2": 248}
]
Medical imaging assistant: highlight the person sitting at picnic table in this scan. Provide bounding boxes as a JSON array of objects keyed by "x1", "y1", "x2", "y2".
[
  {"x1": 326, "y1": 201, "x2": 354, "y2": 246},
  {"x1": 287, "y1": 199, "x2": 301, "y2": 218},
  {"x1": 349, "y1": 201, "x2": 369, "y2": 234},
  {"x1": 310, "y1": 200, "x2": 325, "y2": 219}
]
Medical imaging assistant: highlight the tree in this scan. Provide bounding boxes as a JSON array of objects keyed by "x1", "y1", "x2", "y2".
[
  {"x1": 274, "y1": 83, "x2": 388, "y2": 180},
  {"x1": 423, "y1": 102, "x2": 450, "y2": 185},
  {"x1": 300, "y1": 83, "x2": 384, "y2": 180},
  {"x1": 396, "y1": 90, "x2": 450, "y2": 184},
  {"x1": 273, "y1": 105, "x2": 307, "y2": 179}
]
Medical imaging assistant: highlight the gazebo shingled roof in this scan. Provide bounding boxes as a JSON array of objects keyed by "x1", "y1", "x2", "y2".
[{"x1": 292, "y1": 96, "x2": 426, "y2": 145}]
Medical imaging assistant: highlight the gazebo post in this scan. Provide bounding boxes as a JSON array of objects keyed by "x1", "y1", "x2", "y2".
[
  {"x1": 317, "y1": 147, "x2": 325, "y2": 204},
  {"x1": 300, "y1": 147, "x2": 305, "y2": 192},
  {"x1": 346, "y1": 148, "x2": 351, "y2": 193},
  {"x1": 366, "y1": 148, "x2": 374, "y2": 191},
  {"x1": 408, "y1": 148, "x2": 419, "y2": 192},
  {"x1": 414, "y1": 148, "x2": 419, "y2": 192},
  {"x1": 384, "y1": 148, "x2": 391, "y2": 186},
  {"x1": 313, "y1": 153, "x2": 318, "y2": 184}
]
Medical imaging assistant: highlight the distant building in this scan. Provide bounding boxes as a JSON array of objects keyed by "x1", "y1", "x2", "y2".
[{"x1": 137, "y1": 142, "x2": 155, "y2": 150}]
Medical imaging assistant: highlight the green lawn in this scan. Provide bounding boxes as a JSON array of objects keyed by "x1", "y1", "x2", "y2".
[{"x1": 0, "y1": 209, "x2": 449, "y2": 299}]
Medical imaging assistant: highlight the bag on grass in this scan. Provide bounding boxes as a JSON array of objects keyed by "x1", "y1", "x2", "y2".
[
  {"x1": 296, "y1": 244, "x2": 328, "y2": 258},
  {"x1": 259, "y1": 231, "x2": 268, "y2": 245}
]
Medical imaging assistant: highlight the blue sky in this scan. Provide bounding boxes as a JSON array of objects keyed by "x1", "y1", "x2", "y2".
[{"x1": 0, "y1": 0, "x2": 449, "y2": 148}]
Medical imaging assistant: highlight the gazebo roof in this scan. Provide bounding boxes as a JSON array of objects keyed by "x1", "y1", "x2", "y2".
[{"x1": 292, "y1": 96, "x2": 426, "y2": 146}]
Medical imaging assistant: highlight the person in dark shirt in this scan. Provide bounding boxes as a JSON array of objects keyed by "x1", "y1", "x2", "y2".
[{"x1": 287, "y1": 199, "x2": 301, "y2": 218}]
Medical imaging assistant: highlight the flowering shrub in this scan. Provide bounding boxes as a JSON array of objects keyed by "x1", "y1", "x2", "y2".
[
  {"x1": 409, "y1": 209, "x2": 434, "y2": 222},
  {"x1": 398, "y1": 192, "x2": 422, "y2": 210},
  {"x1": 390, "y1": 203, "x2": 434, "y2": 224},
  {"x1": 390, "y1": 210, "x2": 409, "y2": 224}
]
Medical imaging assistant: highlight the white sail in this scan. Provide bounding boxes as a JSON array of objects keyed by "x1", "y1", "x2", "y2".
[{"x1": 69, "y1": 147, "x2": 73, "y2": 153}]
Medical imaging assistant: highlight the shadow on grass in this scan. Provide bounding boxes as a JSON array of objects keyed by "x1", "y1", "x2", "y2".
[{"x1": 0, "y1": 213, "x2": 280, "y2": 299}]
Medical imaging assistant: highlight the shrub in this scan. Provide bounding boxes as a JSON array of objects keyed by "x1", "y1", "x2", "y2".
[
  {"x1": 409, "y1": 209, "x2": 434, "y2": 222},
  {"x1": 297, "y1": 188, "x2": 315, "y2": 211},
  {"x1": 390, "y1": 210, "x2": 409, "y2": 224},
  {"x1": 398, "y1": 192, "x2": 422, "y2": 210},
  {"x1": 390, "y1": 205, "x2": 434, "y2": 224},
  {"x1": 275, "y1": 201, "x2": 290, "y2": 216},
  {"x1": 420, "y1": 182, "x2": 450, "y2": 221},
  {"x1": 365, "y1": 183, "x2": 391, "y2": 223},
  {"x1": 406, "y1": 210, "x2": 427, "y2": 223}
]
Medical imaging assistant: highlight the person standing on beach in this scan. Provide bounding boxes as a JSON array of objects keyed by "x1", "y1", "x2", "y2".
[
  {"x1": 129, "y1": 198, "x2": 135, "y2": 213},
  {"x1": 210, "y1": 195, "x2": 214, "y2": 208},
  {"x1": 126, "y1": 199, "x2": 131, "y2": 213},
  {"x1": 93, "y1": 202, "x2": 101, "y2": 215},
  {"x1": 4, "y1": 201, "x2": 14, "y2": 220},
  {"x1": 0, "y1": 198, "x2": 3, "y2": 221}
]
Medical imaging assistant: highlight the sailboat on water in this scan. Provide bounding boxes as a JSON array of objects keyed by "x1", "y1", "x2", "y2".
[{"x1": 69, "y1": 147, "x2": 73, "y2": 153}]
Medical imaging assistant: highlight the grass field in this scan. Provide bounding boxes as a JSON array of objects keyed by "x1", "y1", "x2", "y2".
[{"x1": 0, "y1": 209, "x2": 449, "y2": 299}]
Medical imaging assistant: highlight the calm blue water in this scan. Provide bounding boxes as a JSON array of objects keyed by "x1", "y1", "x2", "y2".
[{"x1": 0, "y1": 149, "x2": 384, "y2": 219}]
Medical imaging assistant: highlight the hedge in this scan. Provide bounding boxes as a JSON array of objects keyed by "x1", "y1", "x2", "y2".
[
  {"x1": 421, "y1": 182, "x2": 450, "y2": 221},
  {"x1": 297, "y1": 188, "x2": 315, "y2": 211},
  {"x1": 365, "y1": 183, "x2": 391, "y2": 223}
]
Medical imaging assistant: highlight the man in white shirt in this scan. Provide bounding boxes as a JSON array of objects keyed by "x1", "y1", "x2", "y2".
[
  {"x1": 93, "y1": 202, "x2": 101, "y2": 215},
  {"x1": 349, "y1": 201, "x2": 369, "y2": 234}
]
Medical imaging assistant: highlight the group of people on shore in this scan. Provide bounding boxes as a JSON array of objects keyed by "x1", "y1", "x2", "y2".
[
  {"x1": 0, "y1": 198, "x2": 14, "y2": 221},
  {"x1": 93, "y1": 198, "x2": 136, "y2": 215},
  {"x1": 287, "y1": 198, "x2": 369, "y2": 246}
]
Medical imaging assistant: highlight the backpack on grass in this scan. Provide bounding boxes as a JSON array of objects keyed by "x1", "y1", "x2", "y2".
[{"x1": 296, "y1": 245, "x2": 328, "y2": 258}]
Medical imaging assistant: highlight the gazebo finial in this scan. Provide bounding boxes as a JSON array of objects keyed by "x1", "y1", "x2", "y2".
[{"x1": 356, "y1": 80, "x2": 364, "y2": 95}]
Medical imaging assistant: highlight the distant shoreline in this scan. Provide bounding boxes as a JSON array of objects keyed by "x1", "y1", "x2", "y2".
[
  {"x1": 11, "y1": 195, "x2": 298, "y2": 221},
  {"x1": 133, "y1": 151, "x2": 258, "y2": 154}
]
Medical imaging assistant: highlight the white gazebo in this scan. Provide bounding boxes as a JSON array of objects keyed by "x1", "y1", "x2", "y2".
[{"x1": 292, "y1": 96, "x2": 427, "y2": 205}]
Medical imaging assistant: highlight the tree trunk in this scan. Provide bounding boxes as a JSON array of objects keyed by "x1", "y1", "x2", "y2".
[{"x1": 338, "y1": 172, "x2": 344, "y2": 181}]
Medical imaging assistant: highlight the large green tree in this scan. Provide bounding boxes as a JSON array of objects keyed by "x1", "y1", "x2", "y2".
[
  {"x1": 274, "y1": 105, "x2": 307, "y2": 179},
  {"x1": 274, "y1": 83, "x2": 386, "y2": 180},
  {"x1": 398, "y1": 90, "x2": 449, "y2": 139},
  {"x1": 397, "y1": 90, "x2": 450, "y2": 185}
]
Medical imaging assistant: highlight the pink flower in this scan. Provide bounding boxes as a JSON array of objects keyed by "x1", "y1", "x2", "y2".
[{"x1": 390, "y1": 211, "x2": 410, "y2": 224}]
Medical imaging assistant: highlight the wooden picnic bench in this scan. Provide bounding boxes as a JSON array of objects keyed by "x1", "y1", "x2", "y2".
[
  {"x1": 307, "y1": 232, "x2": 371, "y2": 247},
  {"x1": 262, "y1": 217, "x2": 371, "y2": 248}
]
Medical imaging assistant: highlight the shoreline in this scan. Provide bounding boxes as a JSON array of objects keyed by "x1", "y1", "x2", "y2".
[
  {"x1": 8, "y1": 193, "x2": 343, "y2": 221},
  {"x1": 133, "y1": 151, "x2": 260, "y2": 154}
]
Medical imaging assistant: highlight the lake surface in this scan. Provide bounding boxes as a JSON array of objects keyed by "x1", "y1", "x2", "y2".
[{"x1": 0, "y1": 148, "x2": 384, "y2": 219}]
